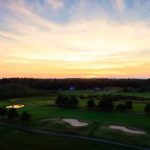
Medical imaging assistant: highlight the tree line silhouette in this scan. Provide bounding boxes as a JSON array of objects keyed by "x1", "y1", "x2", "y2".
[{"x1": 0, "y1": 78, "x2": 150, "y2": 99}]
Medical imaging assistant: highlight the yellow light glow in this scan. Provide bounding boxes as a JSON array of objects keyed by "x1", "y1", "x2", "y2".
[{"x1": 6, "y1": 104, "x2": 24, "y2": 109}]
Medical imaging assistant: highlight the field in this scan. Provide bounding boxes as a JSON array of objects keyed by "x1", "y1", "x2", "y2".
[{"x1": 0, "y1": 90, "x2": 150, "y2": 150}]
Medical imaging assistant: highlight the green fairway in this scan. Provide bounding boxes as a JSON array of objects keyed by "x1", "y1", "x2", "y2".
[
  {"x1": 59, "y1": 90, "x2": 150, "y2": 99},
  {"x1": 16, "y1": 105, "x2": 150, "y2": 147},
  {"x1": 113, "y1": 92, "x2": 150, "y2": 99},
  {"x1": 6, "y1": 90, "x2": 149, "y2": 113},
  {"x1": 18, "y1": 106, "x2": 150, "y2": 130}
]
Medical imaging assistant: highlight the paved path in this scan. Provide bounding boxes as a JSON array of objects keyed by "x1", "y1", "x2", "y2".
[{"x1": 0, "y1": 123, "x2": 150, "y2": 150}]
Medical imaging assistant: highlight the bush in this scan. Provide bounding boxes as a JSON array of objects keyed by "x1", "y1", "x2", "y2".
[
  {"x1": 98, "y1": 96, "x2": 114, "y2": 111},
  {"x1": 116, "y1": 104, "x2": 126, "y2": 111},
  {"x1": 87, "y1": 99, "x2": 95, "y2": 108},
  {"x1": 144, "y1": 103, "x2": 150, "y2": 114},
  {"x1": 125, "y1": 100, "x2": 133, "y2": 110},
  {"x1": 55, "y1": 94, "x2": 65, "y2": 107},
  {"x1": 55, "y1": 95, "x2": 79, "y2": 108},
  {"x1": 69, "y1": 96, "x2": 79, "y2": 108}
]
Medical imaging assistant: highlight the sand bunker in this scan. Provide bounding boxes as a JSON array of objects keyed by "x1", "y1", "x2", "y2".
[
  {"x1": 62, "y1": 119, "x2": 88, "y2": 127},
  {"x1": 109, "y1": 125, "x2": 146, "y2": 135},
  {"x1": 6, "y1": 104, "x2": 24, "y2": 109}
]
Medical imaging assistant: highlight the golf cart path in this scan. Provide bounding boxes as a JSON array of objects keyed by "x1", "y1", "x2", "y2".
[{"x1": 0, "y1": 123, "x2": 149, "y2": 150}]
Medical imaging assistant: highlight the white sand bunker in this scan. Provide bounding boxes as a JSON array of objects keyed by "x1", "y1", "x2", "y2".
[
  {"x1": 62, "y1": 119, "x2": 88, "y2": 127},
  {"x1": 109, "y1": 125, "x2": 146, "y2": 135}
]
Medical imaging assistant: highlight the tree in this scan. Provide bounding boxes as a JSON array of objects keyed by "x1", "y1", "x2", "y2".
[
  {"x1": 7, "y1": 108, "x2": 19, "y2": 120},
  {"x1": 21, "y1": 111, "x2": 31, "y2": 122},
  {"x1": 144, "y1": 103, "x2": 150, "y2": 114},
  {"x1": 87, "y1": 99, "x2": 95, "y2": 108},
  {"x1": 125, "y1": 100, "x2": 133, "y2": 110},
  {"x1": 0, "y1": 107, "x2": 7, "y2": 117},
  {"x1": 55, "y1": 95, "x2": 79, "y2": 108},
  {"x1": 55, "y1": 94, "x2": 66, "y2": 107},
  {"x1": 116, "y1": 104, "x2": 126, "y2": 111},
  {"x1": 98, "y1": 96, "x2": 114, "y2": 111},
  {"x1": 69, "y1": 96, "x2": 79, "y2": 108}
]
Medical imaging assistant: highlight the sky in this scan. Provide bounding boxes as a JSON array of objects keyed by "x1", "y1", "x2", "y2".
[{"x1": 0, "y1": 0, "x2": 150, "y2": 78}]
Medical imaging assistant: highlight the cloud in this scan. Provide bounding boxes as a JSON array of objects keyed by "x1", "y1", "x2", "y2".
[
  {"x1": 47, "y1": 0, "x2": 64, "y2": 10},
  {"x1": 115, "y1": 0, "x2": 125, "y2": 12},
  {"x1": 0, "y1": 0, "x2": 150, "y2": 78}
]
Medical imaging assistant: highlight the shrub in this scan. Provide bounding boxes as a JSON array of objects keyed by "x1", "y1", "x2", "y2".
[
  {"x1": 98, "y1": 96, "x2": 114, "y2": 111},
  {"x1": 55, "y1": 94, "x2": 66, "y2": 107},
  {"x1": 55, "y1": 95, "x2": 79, "y2": 108},
  {"x1": 69, "y1": 96, "x2": 79, "y2": 108},
  {"x1": 116, "y1": 104, "x2": 126, "y2": 111},
  {"x1": 125, "y1": 100, "x2": 133, "y2": 110},
  {"x1": 87, "y1": 99, "x2": 95, "y2": 108}
]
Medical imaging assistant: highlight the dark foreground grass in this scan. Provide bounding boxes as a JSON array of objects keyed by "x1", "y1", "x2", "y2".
[{"x1": 0, "y1": 126, "x2": 135, "y2": 150}]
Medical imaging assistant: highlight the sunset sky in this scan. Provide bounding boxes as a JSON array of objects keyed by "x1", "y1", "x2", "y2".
[{"x1": 0, "y1": 0, "x2": 150, "y2": 78}]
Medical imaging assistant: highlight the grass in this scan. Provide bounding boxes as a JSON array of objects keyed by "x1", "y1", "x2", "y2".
[
  {"x1": 34, "y1": 118, "x2": 150, "y2": 147},
  {"x1": 0, "y1": 126, "x2": 136, "y2": 150},
  {"x1": 114, "y1": 102, "x2": 146, "y2": 113},
  {"x1": 113, "y1": 92, "x2": 150, "y2": 99},
  {"x1": 1, "y1": 94, "x2": 150, "y2": 130},
  {"x1": 59, "y1": 90, "x2": 150, "y2": 99},
  {"x1": 18, "y1": 106, "x2": 150, "y2": 131},
  {"x1": 6, "y1": 94, "x2": 148, "y2": 113},
  {"x1": 133, "y1": 103, "x2": 145, "y2": 112},
  {"x1": 18, "y1": 104, "x2": 150, "y2": 147}
]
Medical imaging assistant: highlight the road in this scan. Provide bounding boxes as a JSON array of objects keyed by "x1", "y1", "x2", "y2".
[{"x1": 0, "y1": 123, "x2": 150, "y2": 150}]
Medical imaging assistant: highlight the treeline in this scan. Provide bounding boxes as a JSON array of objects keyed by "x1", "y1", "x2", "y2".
[
  {"x1": 55, "y1": 94, "x2": 131, "y2": 111},
  {"x1": 0, "y1": 83, "x2": 44, "y2": 99},
  {"x1": 1, "y1": 78, "x2": 150, "y2": 90},
  {"x1": 0, "y1": 78, "x2": 150, "y2": 99},
  {"x1": 55, "y1": 95, "x2": 150, "y2": 113}
]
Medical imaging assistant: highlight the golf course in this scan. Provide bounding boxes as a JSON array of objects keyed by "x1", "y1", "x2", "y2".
[{"x1": 0, "y1": 89, "x2": 150, "y2": 150}]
